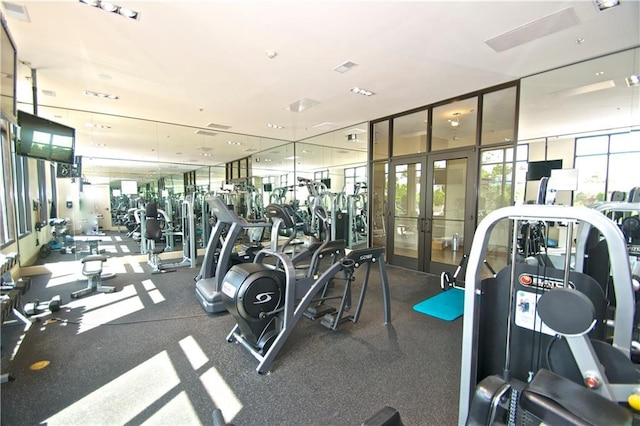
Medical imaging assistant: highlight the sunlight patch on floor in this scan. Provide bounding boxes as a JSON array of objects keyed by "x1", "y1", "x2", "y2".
[
  {"x1": 179, "y1": 335, "x2": 208, "y2": 370},
  {"x1": 200, "y1": 367, "x2": 243, "y2": 422},
  {"x1": 63, "y1": 284, "x2": 143, "y2": 334},
  {"x1": 140, "y1": 391, "x2": 202, "y2": 426},
  {"x1": 44, "y1": 351, "x2": 180, "y2": 426},
  {"x1": 124, "y1": 255, "x2": 145, "y2": 273}
]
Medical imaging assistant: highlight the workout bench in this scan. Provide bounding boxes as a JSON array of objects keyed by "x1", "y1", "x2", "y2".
[{"x1": 71, "y1": 255, "x2": 115, "y2": 299}]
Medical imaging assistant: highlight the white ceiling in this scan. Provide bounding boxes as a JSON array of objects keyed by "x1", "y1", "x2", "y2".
[{"x1": 2, "y1": 0, "x2": 639, "y2": 178}]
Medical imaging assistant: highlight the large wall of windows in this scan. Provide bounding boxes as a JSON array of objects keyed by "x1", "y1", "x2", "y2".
[{"x1": 574, "y1": 132, "x2": 640, "y2": 205}]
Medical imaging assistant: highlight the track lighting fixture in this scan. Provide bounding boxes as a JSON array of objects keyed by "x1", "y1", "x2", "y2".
[{"x1": 79, "y1": 0, "x2": 140, "y2": 20}]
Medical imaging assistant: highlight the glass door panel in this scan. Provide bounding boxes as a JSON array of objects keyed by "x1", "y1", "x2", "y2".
[
  {"x1": 389, "y1": 157, "x2": 426, "y2": 270},
  {"x1": 425, "y1": 151, "x2": 476, "y2": 276},
  {"x1": 430, "y1": 158, "x2": 467, "y2": 266}
]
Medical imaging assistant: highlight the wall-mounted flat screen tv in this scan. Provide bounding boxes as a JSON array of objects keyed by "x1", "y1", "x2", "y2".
[
  {"x1": 526, "y1": 159, "x2": 562, "y2": 181},
  {"x1": 16, "y1": 110, "x2": 75, "y2": 164}
]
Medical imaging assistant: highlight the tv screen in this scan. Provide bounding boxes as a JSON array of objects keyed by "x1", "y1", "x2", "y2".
[
  {"x1": 263, "y1": 183, "x2": 273, "y2": 192},
  {"x1": 527, "y1": 160, "x2": 562, "y2": 181},
  {"x1": 320, "y1": 178, "x2": 331, "y2": 189},
  {"x1": 16, "y1": 110, "x2": 75, "y2": 164}
]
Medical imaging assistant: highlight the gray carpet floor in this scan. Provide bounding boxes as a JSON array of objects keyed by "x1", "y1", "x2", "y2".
[{"x1": 1, "y1": 250, "x2": 463, "y2": 425}]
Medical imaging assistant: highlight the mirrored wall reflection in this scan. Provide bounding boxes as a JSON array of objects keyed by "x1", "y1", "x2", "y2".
[
  {"x1": 30, "y1": 101, "x2": 371, "y2": 260},
  {"x1": 518, "y1": 47, "x2": 640, "y2": 140},
  {"x1": 239, "y1": 123, "x2": 370, "y2": 248}
]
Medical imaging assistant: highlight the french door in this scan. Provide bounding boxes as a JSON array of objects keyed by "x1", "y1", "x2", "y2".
[{"x1": 387, "y1": 150, "x2": 476, "y2": 275}]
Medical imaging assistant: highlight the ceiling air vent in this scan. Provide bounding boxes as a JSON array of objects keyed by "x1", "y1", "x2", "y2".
[
  {"x1": 195, "y1": 130, "x2": 218, "y2": 137},
  {"x1": 2, "y1": 2, "x2": 30, "y2": 22},
  {"x1": 284, "y1": 98, "x2": 320, "y2": 113},
  {"x1": 334, "y1": 61, "x2": 359, "y2": 74},
  {"x1": 206, "y1": 122, "x2": 231, "y2": 130}
]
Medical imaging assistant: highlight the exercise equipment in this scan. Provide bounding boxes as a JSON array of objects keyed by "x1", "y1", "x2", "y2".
[
  {"x1": 458, "y1": 205, "x2": 636, "y2": 424},
  {"x1": 264, "y1": 203, "x2": 322, "y2": 263},
  {"x1": 71, "y1": 255, "x2": 116, "y2": 299},
  {"x1": 195, "y1": 195, "x2": 271, "y2": 314},
  {"x1": 362, "y1": 406, "x2": 404, "y2": 426},
  {"x1": 348, "y1": 181, "x2": 368, "y2": 248},
  {"x1": 24, "y1": 295, "x2": 61, "y2": 316},
  {"x1": 413, "y1": 288, "x2": 465, "y2": 321},
  {"x1": 440, "y1": 254, "x2": 469, "y2": 291},
  {"x1": 221, "y1": 245, "x2": 391, "y2": 374},
  {"x1": 144, "y1": 197, "x2": 196, "y2": 274}
]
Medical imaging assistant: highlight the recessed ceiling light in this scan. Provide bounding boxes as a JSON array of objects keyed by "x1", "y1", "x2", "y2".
[
  {"x1": 266, "y1": 123, "x2": 284, "y2": 129},
  {"x1": 79, "y1": 0, "x2": 140, "y2": 20},
  {"x1": 350, "y1": 87, "x2": 375, "y2": 96},
  {"x1": 575, "y1": 38, "x2": 585, "y2": 45},
  {"x1": 84, "y1": 90, "x2": 119, "y2": 100},
  {"x1": 227, "y1": 141, "x2": 241, "y2": 145},
  {"x1": 595, "y1": 71, "x2": 605, "y2": 76},
  {"x1": 118, "y1": 7, "x2": 138, "y2": 18},
  {"x1": 626, "y1": 74, "x2": 640, "y2": 87},
  {"x1": 594, "y1": 0, "x2": 620, "y2": 11},
  {"x1": 85, "y1": 123, "x2": 111, "y2": 129}
]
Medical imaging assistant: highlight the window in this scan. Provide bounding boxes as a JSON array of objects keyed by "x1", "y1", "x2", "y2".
[
  {"x1": 431, "y1": 97, "x2": 478, "y2": 151},
  {"x1": 372, "y1": 120, "x2": 390, "y2": 160},
  {"x1": 481, "y1": 87, "x2": 517, "y2": 146},
  {"x1": 479, "y1": 147, "x2": 518, "y2": 217},
  {"x1": 279, "y1": 174, "x2": 289, "y2": 188},
  {"x1": 343, "y1": 166, "x2": 366, "y2": 195},
  {"x1": 574, "y1": 131, "x2": 640, "y2": 205},
  {"x1": 37, "y1": 160, "x2": 47, "y2": 223},
  {"x1": 313, "y1": 170, "x2": 329, "y2": 181},
  {"x1": 392, "y1": 109, "x2": 427, "y2": 156},
  {"x1": 0, "y1": 124, "x2": 16, "y2": 246},
  {"x1": 13, "y1": 153, "x2": 30, "y2": 235}
]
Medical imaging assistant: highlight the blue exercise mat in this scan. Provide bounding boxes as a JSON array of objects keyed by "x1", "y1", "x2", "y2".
[{"x1": 412, "y1": 288, "x2": 465, "y2": 321}]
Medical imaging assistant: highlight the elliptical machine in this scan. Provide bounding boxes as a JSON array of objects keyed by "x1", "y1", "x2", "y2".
[
  {"x1": 221, "y1": 243, "x2": 392, "y2": 374},
  {"x1": 195, "y1": 194, "x2": 271, "y2": 314}
]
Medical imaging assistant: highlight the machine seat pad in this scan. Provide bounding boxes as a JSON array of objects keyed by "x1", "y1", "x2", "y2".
[
  {"x1": 82, "y1": 255, "x2": 107, "y2": 277},
  {"x1": 520, "y1": 369, "x2": 632, "y2": 426},
  {"x1": 195, "y1": 277, "x2": 217, "y2": 296}
]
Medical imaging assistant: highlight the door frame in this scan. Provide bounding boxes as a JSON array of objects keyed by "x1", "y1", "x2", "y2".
[
  {"x1": 424, "y1": 148, "x2": 478, "y2": 277},
  {"x1": 387, "y1": 155, "x2": 427, "y2": 270}
]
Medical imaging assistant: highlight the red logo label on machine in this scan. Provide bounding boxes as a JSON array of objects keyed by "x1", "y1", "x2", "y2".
[{"x1": 518, "y1": 274, "x2": 574, "y2": 290}]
